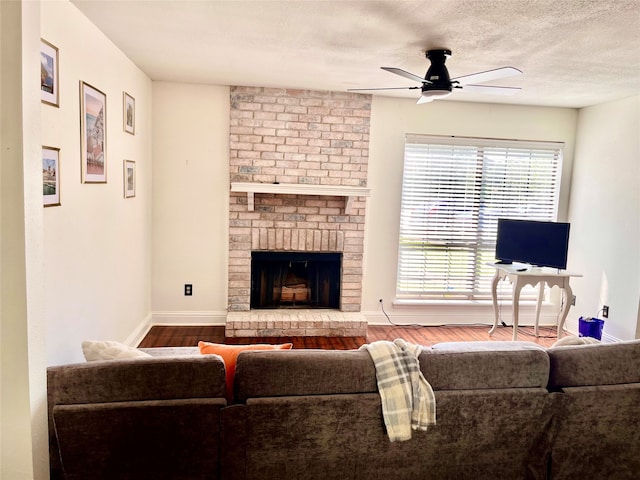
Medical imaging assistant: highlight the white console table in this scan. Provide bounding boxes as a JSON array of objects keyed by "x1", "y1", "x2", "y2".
[{"x1": 487, "y1": 263, "x2": 582, "y2": 341}]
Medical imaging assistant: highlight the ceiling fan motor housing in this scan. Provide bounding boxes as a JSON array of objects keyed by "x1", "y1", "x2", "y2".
[{"x1": 423, "y1": 49, "x2": 453, "y2": 98}]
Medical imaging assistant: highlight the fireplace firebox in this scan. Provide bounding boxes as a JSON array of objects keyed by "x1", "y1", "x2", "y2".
[{"x1": 251, "y1": 252, "x2": 341, "y2": 309}]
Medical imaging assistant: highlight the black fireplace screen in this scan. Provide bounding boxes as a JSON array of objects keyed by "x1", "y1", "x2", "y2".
[{"x1": 251, "y1": 252, "x2": 341, "y2": 309}]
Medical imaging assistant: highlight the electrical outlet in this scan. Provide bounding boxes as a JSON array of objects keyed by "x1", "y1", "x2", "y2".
[
  {"x1": 602, "y1": 305, "x2": 609, "y2": 318},
  {"x1": 184, "y1": 284, "x2": 192, "y2": 296},
  {"x1": 571, "y1": 295, "x2": 576, "y2": 306}
]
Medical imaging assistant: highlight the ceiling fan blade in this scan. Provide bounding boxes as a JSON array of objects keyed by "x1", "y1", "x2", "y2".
[
  {"x1": 416, "y1": 95, "x2": 434, "y2": 104},
  {"x1": 381, "y1": 67, "x2": 431, "y2": 84},
  {"x1": 347, "y1": 86, "x2": 420, "y2": 92},
  {"x1": 461, "y1": 84, "x2": 522, "y2": 96},
  {"x1": 452, "y1": 67, "x2": 522, "y2": 86}
]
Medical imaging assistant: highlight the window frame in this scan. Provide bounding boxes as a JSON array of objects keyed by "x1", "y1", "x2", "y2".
[{"x1": 396, "y1": 134, "x2": 564, "y2": 302}]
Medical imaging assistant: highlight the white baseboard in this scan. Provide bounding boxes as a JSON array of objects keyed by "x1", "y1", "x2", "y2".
[
  {"x1": 125, "y1": 312, "x2": 153, "y2": 347},
  {"x1": 150, "y1": 310, "x2": 228, "y2": 326},
  {"x1": 362, "y1": 304, "x2": 564, "y2": 328},
  {"x1": 600, "y1": 331, "x2": 620, "y2": 343}
]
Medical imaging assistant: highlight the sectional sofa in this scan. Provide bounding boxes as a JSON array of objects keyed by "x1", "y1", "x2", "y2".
[{"x1": 47, "y1": 339, "x2": 640, "y2": 479}]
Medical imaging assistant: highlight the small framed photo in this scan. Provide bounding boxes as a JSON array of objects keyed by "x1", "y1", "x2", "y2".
[
  {"x1": 123, "y1": 92, "x2": 135, "y2": 135},
  {"x1": 42, "y1": 146, "x2": 61, "y2": 207},
  {"x1": 124, "y1": 160, "x2": 136, "y2": 198},
  {"x1": 41, "y1": 39, "x2": 59, "y2": 107},
  {"x1": 80, "y1": 81, "x2": 107, "y2": 183}
]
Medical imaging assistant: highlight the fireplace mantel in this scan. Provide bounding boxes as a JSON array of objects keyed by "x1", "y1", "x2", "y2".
[{"x1": 231, "y1": 182, "x2": 370, "y2": 214}]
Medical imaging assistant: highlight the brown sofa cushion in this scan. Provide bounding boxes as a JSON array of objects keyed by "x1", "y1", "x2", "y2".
[
  {"x1": 549, "y1": 384, "x2": 640, "y2": 479},
  {"x1": 234, "y1": 343, "x2": 550, "y2": 404},
  {"x1": 53, "y1": 398, "x2": 225, "y2": 480},
  {"x1": 547, "y1": 340, "x2": 640, "y2": 478},
  {"x1": 227, "y1": 344, "x2": 555, "y2": 480},
  {"x1": 547, "y1": 340, "x2": 640, "y2": 389},
  {"x1": 234, "y1": 349, "x2": 378, "y2": 402},
  {"x1": 48, "y1": 355, "x2": 226, "y2": 404},
  {"x1": 425, "y1": 341, "x2": 549, "y2": 390}
]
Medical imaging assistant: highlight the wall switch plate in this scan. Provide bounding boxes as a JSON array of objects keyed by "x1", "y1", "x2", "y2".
[
  {"x1": 184, "y1": 284, "x2": 192, "y2": 296},
  {"x1": 571, "y1": 295, "x2": 576, "y2": 306}
]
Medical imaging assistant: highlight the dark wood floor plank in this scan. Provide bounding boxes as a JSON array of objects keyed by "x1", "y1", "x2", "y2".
[{"x1": 138, "y1": 324, "x2": 560, "y2": 349}]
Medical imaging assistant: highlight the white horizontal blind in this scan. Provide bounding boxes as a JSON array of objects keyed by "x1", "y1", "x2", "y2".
[{"x1": 397, "y1": 135, "x2": 563, "y2": 300}]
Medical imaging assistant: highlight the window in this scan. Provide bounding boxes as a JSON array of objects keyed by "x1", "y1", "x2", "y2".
[{"x1": 397, "y1": 134, "x2": 563, "y2": 300}]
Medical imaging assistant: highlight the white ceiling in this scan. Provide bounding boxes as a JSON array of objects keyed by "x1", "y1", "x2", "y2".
[{"x1": 72, "y1": 0, "x2": 640, "y2": 108}]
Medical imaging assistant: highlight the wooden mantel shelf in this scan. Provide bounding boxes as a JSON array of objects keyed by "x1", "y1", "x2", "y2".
[{"x1": 230, "y1": 182, "x2": 371, "y2": 214}]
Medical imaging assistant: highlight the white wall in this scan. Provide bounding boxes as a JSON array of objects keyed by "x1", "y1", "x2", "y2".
[
  {"x1": 1, "y1": 1, "x2": 152, "y2": 474},
  {"x1": 41, "y1": 0, "x2": 153, "y2": 366},
  {"x1": 151, "y1": 82, "x2": 229, "y2": 324},
  {"x1": 361, "y1": 97, "x2": 579, "y2": 326},
  {"x1": 149, "y1": 90, "x2": 582, "y2": 328},
  {"x1": 567, "y1": 95, "x2": 640, "y2": 341},
  {"x1": 2, "y1": 1, "x2": 47, "y2": 477}
]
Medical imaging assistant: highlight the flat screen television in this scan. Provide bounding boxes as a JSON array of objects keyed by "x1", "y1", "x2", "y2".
[{"x1": 495, "y1": 218, "x2": 570, "y2": 270}]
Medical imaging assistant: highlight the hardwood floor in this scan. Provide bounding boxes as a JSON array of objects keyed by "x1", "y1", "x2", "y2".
[{"x1": 138, "y1": 323, "x2": 561, "y2": 349}]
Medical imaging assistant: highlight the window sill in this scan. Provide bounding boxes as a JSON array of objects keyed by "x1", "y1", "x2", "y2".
[{"x1": 392, "y1": 298, "x2": 553, "y2": 308}]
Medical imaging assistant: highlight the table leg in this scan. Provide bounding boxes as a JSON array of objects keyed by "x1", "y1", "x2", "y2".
[
  {"x1": 489, "y1": 271, "x2": 501, "y2": 336},
  {"x1": 511, "y1": 279, "x2": 522, "y2": 341},
  {"x1": 557, "y1": 283, "x2": 572, "y2": 338},
  {"x1": 534, "y1": 281, "x2": 545, "y2": 337}
]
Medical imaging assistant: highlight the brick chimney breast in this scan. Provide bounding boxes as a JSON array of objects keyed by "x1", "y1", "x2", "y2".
[{"x1": 228, "y1": 87, "x2": 371, "y2": 318}]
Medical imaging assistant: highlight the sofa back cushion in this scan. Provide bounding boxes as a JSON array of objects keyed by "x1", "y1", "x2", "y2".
[
  {"x1": 427, "y1": 341, "x2": 550, "y2": 389},
  {"x1": 234, "y1": 342, "x2": 550, "y2": 403},
  {"x1": 234, "y1": 349, "x2": 377, "y2": 402},
  {"x1": 547, "y1": 340, "x2": 640, "y2": 389},
  {"x1": 48, "y1": 355, "x2": 226, "y2": 405}
]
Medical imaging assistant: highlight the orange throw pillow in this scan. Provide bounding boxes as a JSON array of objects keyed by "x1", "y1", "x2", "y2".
[{"x1": 198, "y1": 341, "x2": 293, "y2": 402}]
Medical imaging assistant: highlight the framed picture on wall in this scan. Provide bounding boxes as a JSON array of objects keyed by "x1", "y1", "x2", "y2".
[
  {"x1": 80, "y1": 81, "x2": 107, "y2": 183},
  {"x1": 124, "y1": 160, "x2": 136, "y2": 198},
  {"x1": 41, "y1": 39, "x2": 59, "y2": 107},
  {"x1": 43, "y1": 146, "x2": 61, "y2": 207},
  {"x1": 123, "y1": 92, "x2": 135, "y2": 135}
]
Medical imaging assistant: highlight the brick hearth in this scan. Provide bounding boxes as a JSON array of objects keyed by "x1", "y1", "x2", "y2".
[
  {"x1": 227, "y1": 87, "x2": 371, "y2": 337},
  {"x1": 226, "y1": 310, "x2": 368, "y2": 338}
]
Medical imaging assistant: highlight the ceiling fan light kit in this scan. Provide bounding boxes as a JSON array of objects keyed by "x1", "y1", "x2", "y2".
[
  {"x1": 419, "y1": 89, "x2": 451, "y2": 101},
  {"x1": 350, "y1": 48, "x2": 522, "y2": 104}
]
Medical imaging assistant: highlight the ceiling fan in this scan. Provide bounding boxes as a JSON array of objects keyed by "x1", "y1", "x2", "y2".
[{"x1": 350, "y1": 49, "x2": 522, "y2": 104}]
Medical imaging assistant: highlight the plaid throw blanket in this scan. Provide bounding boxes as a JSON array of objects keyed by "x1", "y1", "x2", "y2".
[{"x1": 361, "y1": 339, "x2": 436, "y2": 442}]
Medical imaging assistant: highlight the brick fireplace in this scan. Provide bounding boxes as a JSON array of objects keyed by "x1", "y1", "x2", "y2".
[{"x1": 226, "y1": 87, "x2": 371, "y2": 337}]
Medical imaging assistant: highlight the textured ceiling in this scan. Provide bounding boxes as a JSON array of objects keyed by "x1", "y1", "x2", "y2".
[{"x1": 72, "y1": 0, "x2": 640, "y2": 108}]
